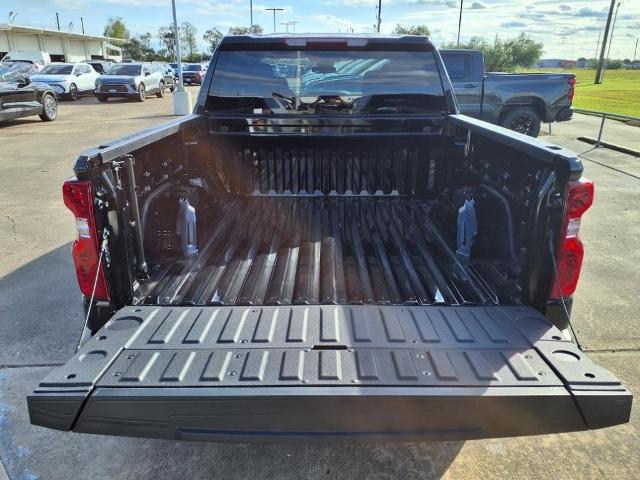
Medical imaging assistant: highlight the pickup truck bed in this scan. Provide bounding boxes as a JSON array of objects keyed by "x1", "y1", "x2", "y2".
[
  {"x1": 29, "y1": 304, "x2": 630, "y2": 441},
  {"x1": 141, "y1": 197, "x2": 484, "y2": 307},
  {"x1": 28, "y1": 35, "x2": 631, "y2": 442}
]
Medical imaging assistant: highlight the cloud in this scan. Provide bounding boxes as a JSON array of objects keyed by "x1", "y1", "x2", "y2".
[
  {"x1": 470, "y1": 1, "x2": 486, "y2": 10},
  {"x1": 310, "y1": 13, "x2": 374, "y2": 32},
  {"x1": 321, "y1": 0, "x2": 380, "y2": 6},
  {"x1": 558, "y1": 5, "x2": 571, "y2": 12},
  {"x1": 410, "y1": 0, "x2": 457, "y2": 6},
  {"x1": 501, "y1": 21, "x2": 527, "y2": 28},
  {"x1": 574, "y1": 7, "x2": 607, "y2": 18}
]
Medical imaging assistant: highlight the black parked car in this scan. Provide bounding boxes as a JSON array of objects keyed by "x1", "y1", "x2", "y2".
[{"x1": 0, "y1": 62, "x2": 58, "y2": 122}]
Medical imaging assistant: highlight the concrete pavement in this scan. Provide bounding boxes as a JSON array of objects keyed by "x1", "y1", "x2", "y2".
[
  {"x1": 0, "y1": 98, "x2": 638, "y2": 479},
  {"x1": 543, "y1": 113, "x2": 640, "y2": 156}
]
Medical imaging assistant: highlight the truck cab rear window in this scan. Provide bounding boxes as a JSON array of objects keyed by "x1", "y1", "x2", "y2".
[{"x1": 206, "y1": 50, "x2": 448, "y2": 115}]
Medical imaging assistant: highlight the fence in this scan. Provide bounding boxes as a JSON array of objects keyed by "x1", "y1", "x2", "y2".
[{"x1": 573, "y1": 108, "x2": 640, "y2": 149}]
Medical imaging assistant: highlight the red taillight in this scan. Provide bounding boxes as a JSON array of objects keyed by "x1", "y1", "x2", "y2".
[
  {"x1": 568, "y1": 77, "x2": 576, "y2": 102},
  {"x1": 63, "y1": 178, "x2": 110, "y2": 300},
  {"x1": 550, "y1": 178, "x2": 594, "y2": 299}
]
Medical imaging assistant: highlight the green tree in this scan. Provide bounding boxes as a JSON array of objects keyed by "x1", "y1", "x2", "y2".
[
  {"x1": 203, "y1": 27, "x2": 224, "y2": 54},
  {"x1": 443, "y1": 33, "x2": 543, "y2": 72},
  {"x1": 124, "y1": 33, "x2": 161, "y2": 61},
  {"x1": 605, "y1": 59, "x2": 623, "y2": 69},
  {"x1": 228, "y1": 25, "x2": 264, "y2": 35},
  {"x1": 103, "y1": 16, "x2": 129, "y2": 39},
  {"x1": 180, "y1": 21, "x2": 198, "y2": 59},
  {"x1": 392, "y1": 24, "x2": 431, "y2": 36},
  {"x1": 158, "y1": 25, "x2": 177, "y2": 60}
]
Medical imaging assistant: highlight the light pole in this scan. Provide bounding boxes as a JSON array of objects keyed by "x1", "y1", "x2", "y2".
[
  {"x1": 376, "y1": 0, "x2": 382, "y2": 33},
  {"x1": 250, "y1": 0, "x2": 253, "y2": 28},
  {"x1": 266, "y1": 8, "x2": 284, "y2": 33},
  {"x1": 634, "y1": 37, "x2": 638, "y2": 62},
  {"x1": 171, "y1": 0, "x2": 193, "y2": 114},
  {"x1": 457, "y1": 0, "x2": 464, "y2": 47},
  {"x1": 288, "y1": 21, "x2": 299, "y2": 33}
]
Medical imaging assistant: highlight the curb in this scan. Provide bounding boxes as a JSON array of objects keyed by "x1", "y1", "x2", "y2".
[{"x1": 577, "y1": 137, "x2": 640, "y2": 157}]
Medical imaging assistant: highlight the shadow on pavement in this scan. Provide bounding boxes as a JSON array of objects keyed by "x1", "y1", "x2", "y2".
[
  {"x1": 0, "y1": 243, "x2": 83, "y2": 366},
  {"x1": 0, "y1": 246, "x2": 464, "y2": 480},
  {"x1": 1, "y1": 364, "x2": 464, "y2": 480}
]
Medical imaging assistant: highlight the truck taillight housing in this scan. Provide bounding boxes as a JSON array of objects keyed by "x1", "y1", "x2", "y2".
[
  {"x1": 550, "y1": 178, "x2": 594, "y2": 300},
  {"x1": 568, "y1": 77, "x2": 576, "y2": 102},
  {"x1": 62, "y1": 178, "x2": 110, "y2": 300}
]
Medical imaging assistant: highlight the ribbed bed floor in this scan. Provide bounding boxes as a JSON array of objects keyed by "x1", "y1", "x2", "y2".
[{"x1": 139, "y1": 197, "x2": 483, "y2": 306}]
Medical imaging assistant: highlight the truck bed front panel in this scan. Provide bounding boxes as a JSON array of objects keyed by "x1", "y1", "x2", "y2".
[{"x1": 28, "y1": 305, "x2": 631, "y2": 442}]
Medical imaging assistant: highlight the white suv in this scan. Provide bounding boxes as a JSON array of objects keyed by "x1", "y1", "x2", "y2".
[{"x1": 94, "y1": 63, "x2": 166, "y2": 102}]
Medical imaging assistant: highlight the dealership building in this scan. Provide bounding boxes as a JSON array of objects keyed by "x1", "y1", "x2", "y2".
[{"x1": 0, "y1": 23, "x2": 123, "y2": 62}]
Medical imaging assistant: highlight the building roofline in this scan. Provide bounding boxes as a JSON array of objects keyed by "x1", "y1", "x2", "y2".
[{"x1": 0, "y1": 23, "x2": 126, "y2": 43}]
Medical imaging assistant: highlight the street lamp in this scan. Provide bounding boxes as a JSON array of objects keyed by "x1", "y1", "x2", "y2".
[
  {"x1": 288, "y1": 21, "x2": 299, "y2": 32},
  {"x1": 266, "y1": 8, "x2": 284, "y2": 33}
]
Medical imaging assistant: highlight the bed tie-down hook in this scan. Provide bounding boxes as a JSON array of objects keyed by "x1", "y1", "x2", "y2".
[{"x1": 455, "y1": 193, "x2": 477, "y2": 275}]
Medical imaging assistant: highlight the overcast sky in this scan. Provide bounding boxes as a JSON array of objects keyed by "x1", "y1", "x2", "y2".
[{"x1": 7, "y1": 0, "x2": 640, "y2": 59}]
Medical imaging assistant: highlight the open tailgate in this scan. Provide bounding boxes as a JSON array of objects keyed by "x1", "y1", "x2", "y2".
[{"x1": 28, "y1": 305, "x2": 631, "y2": 442}]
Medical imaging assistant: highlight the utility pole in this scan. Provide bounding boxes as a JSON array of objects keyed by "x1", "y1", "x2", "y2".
[
  {"x1": 266, "y1": 8, "x2": 284, "y2": 33},
  {"x1": 457, "y1": 0, "x2": 464, "y2": 47},
  {"x1": 604, "y1": 2, "x2": 621, "y2": 66},
  {"x1": 594, "y1": 31, "x2": 601, "y2": 59},
  {"x1": 80, "y1": 17, "x2": 85, "y2": 34},
  {"x1": 595, "y1": 0, "x2": 616, "y2": 84},
  {"x1": 250, "y1": 0, "x2": 253, "y2": 28},
  {"x1": 56, "y1": 12, "x2": 60, "y2": 31},
  {"x1": 376, "y1": 0, "x2": 382, "y2": 33}
]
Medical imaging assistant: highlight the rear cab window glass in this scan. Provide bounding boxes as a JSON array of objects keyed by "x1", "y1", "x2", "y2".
[
  {"x1": 441, "y1": 54, "x2": 472, "y2": 80},
  {"x1": 206, "y1": 49, "x2": 448, "y2": 115}
]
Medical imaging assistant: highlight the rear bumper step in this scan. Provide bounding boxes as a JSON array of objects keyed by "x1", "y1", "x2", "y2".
[{"x1": 28, "y1": 305, "x2": 632, "y2": 442}]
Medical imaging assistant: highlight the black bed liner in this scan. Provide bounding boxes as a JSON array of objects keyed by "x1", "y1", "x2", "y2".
[
  {"x1": 140, "y1": 197, "x2": 492, "y2": 307},
  {"x1": 29, "y1": 305, "x2": 631, "y2": 442}
]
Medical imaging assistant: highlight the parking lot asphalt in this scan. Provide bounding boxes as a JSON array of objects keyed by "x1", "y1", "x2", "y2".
[{"x1": 0, "y1": 95, "x2": 638, "y2": 479}]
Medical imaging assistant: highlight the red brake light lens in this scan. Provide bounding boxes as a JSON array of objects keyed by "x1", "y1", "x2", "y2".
[
  {"x1": 568, "y1": 77, "x2": 576, "y2": 102},
  {"x1": 63, "y1": 178, "x2": 110, "y2": 300},
  {"x1": 550, "y1": 178, "x2": 594, "y2": 299}
]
